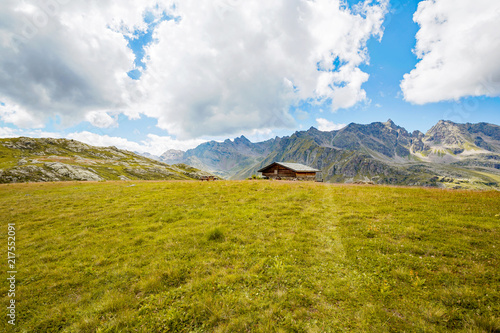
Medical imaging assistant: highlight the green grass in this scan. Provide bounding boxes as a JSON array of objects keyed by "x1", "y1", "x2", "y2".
[
  {"x1": 0, "y1": 181, "x2": 499, "y2": 332},
  {"x1": 475, "y1": 171, "x2": 500, "y2": 184},
  {"x1": 0, "y1": 144, "x2": 19, "y2": 170}
]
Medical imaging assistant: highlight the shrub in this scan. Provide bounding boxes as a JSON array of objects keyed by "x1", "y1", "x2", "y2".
[{"x1": 207, "y1": 227, "x2": 224, "y2": 241}]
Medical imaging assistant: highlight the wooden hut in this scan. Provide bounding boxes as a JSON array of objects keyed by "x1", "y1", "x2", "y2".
[{"x1": 258, "y1": 162, "x2": 320, "y2": 181}]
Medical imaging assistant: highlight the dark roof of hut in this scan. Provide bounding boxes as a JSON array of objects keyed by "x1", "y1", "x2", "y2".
[{"x1": 257, "y1": 162, "x2": 320, "y2": 173}]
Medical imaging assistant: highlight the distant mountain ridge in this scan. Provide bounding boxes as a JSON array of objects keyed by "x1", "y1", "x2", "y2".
[
  {"x1": 0, "y1": 137, "x2": 212, "y2": 183},
  {"x1": 154, "y1": 135, "x2": 282, "y2": 178},
  {"x1": 158, "y1": 120, "x2": 500, "y2": 190}
]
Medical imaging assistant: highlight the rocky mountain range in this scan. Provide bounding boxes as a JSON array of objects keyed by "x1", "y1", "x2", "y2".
[
  {"x1": 0, "y1": 137, "x2": 211, "y2": 183},
  {"x1": 157, "y1": 120, "x2": 500, "y2": 190}
]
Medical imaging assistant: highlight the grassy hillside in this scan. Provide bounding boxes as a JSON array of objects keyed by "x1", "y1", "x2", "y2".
[
  {"x1": 0, "y1": 181, "x2": 499, "y2": 332},
  {"x1": 0, "y1": 137, "x2": 211, "y2": 183}
]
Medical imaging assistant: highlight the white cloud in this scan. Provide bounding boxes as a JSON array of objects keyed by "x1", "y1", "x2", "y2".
[
  {"x1": 240, "y1": 128, "x2": 276, "y2": 143},
  {"x1": 0, "y1": 100, "x2": 44, "y2": 128},
  {"x1": 142, "y1": 134, "x2": 207, "y2": 154},
  {"x1": 0, "y1": 126, "x2": 204, "y2": 155},
  {"x1": 85, "y1": 111, "x2": 118, "y2": 128},
  {"x1": 0, "y1": 0, "x2": 388, "y2": 138},
  {"x1": 316, "y1": 118, "x2": 346, "y2": 131},
  {"x1": 0, "y1": 127, "x2": 18, "y2": 138},
  {"x1": 66, "y1": 132, "x2": 206, "y2": 155},
  {"x1": 401, "y1": 0, "x2": 500, "y2": 104},
  {"x1": 0, "y1": 127, "x2": 62, "y2": 139},
  {"x1": 138, "y1": 0, "x2": 388, "y2": 138},
  {"x1": 0, "y1": 0, "x2": 164, "y2": 126}
]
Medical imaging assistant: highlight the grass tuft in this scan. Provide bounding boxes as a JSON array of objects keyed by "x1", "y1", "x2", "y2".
[{"x1": 207, "y1": 227, "x2": 225, "y2": 242}]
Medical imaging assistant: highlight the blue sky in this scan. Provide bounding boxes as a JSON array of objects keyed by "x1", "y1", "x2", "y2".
[
  {"x1": 1, "y1": 0, "x2": 499, "y2": 154},
  {"x1": 296, "y1": 0, "x2": 500, "y2": 134}
]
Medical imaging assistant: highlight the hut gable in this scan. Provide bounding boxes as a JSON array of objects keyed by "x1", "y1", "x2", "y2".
[{"x1": 258, "y1": 162, "x2": 320, "y2": 181}]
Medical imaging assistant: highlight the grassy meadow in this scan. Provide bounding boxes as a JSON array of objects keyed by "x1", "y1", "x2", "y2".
[{"x1": 0, "y1": 180, "x2": 499, "y2": 332}]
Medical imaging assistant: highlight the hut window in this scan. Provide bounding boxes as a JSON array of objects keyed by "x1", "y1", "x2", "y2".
[{"x1": 274, "y1": 169, "x2": 278, "y2": 174}]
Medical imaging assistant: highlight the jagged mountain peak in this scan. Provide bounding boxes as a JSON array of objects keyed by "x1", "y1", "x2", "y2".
[
  {"x1": 222, "y1": 135, "x2": 252, "y2": 145},
  {"x1": 384, "y1": 119, "x2": 395, "y2": 126},
  {"x1": 412, "y1": 130, "x2": 425, "y2": 139},
  {"x1": 307, "y1": 126, "x2": 319, "y2": 132},
  {"x1": 438, "y1": 119, "x2": 457, "y2": 125},
  {"x1": 343, "y1": 120, "x2": 401, "y2": 133},
  {"x1": 425, "y1": 120, "x2": 470, "y2": 146},
  {"x1": 428, "y1": 119, "x2": 462, "y2": 133},
  {"x1": 234, "y1": 135, "x2": 251, "y2": 144}
]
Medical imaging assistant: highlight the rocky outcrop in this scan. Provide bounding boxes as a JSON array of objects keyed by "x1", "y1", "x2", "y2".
[
  {"x1": 0, "y1": 137, "x2": 213, "y2": 183},
  {"x1": 44, "y1": 162, "x2": 103, "y2": 181}
]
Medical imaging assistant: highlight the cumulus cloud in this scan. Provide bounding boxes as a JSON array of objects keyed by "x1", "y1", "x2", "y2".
[
  {"x1": 0, "y1": 127, "x2": 62, "y2": 139},
  {"x1": 0, "y1": 100, "x2": 44, "y2": 128},
  {"x1": 316, "y1": 118, "x2": 346, "y2": 131},
  {"x1": 401, "y1": 0, "x2": 500, "y2": 104},
  {"x1": 138, "y1": 0, "x2": 388, "y2": 138},
  {"x1": 85, "y1": 111, "x2": 118, "y2": 129},
  {"x1": 0, "y1": 126, "x2": 205, "y2": 155},
  {"x1": 0, "y1": 127, "x2": 18, "y2": 138},
  {"x1": 66, "y1": 132, "x2": 206, "y2": 155},
  {"x1": 0, "y1": 0, "x2": 388, "y2": 138},
  {"x1": 0, "y1": 0, "x2": 163, "y2": 126}
]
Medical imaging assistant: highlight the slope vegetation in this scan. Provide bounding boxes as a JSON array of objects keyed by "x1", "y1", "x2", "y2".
[{"x1": 0, "y1": 137, "x2": 210, "y2": 183}]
